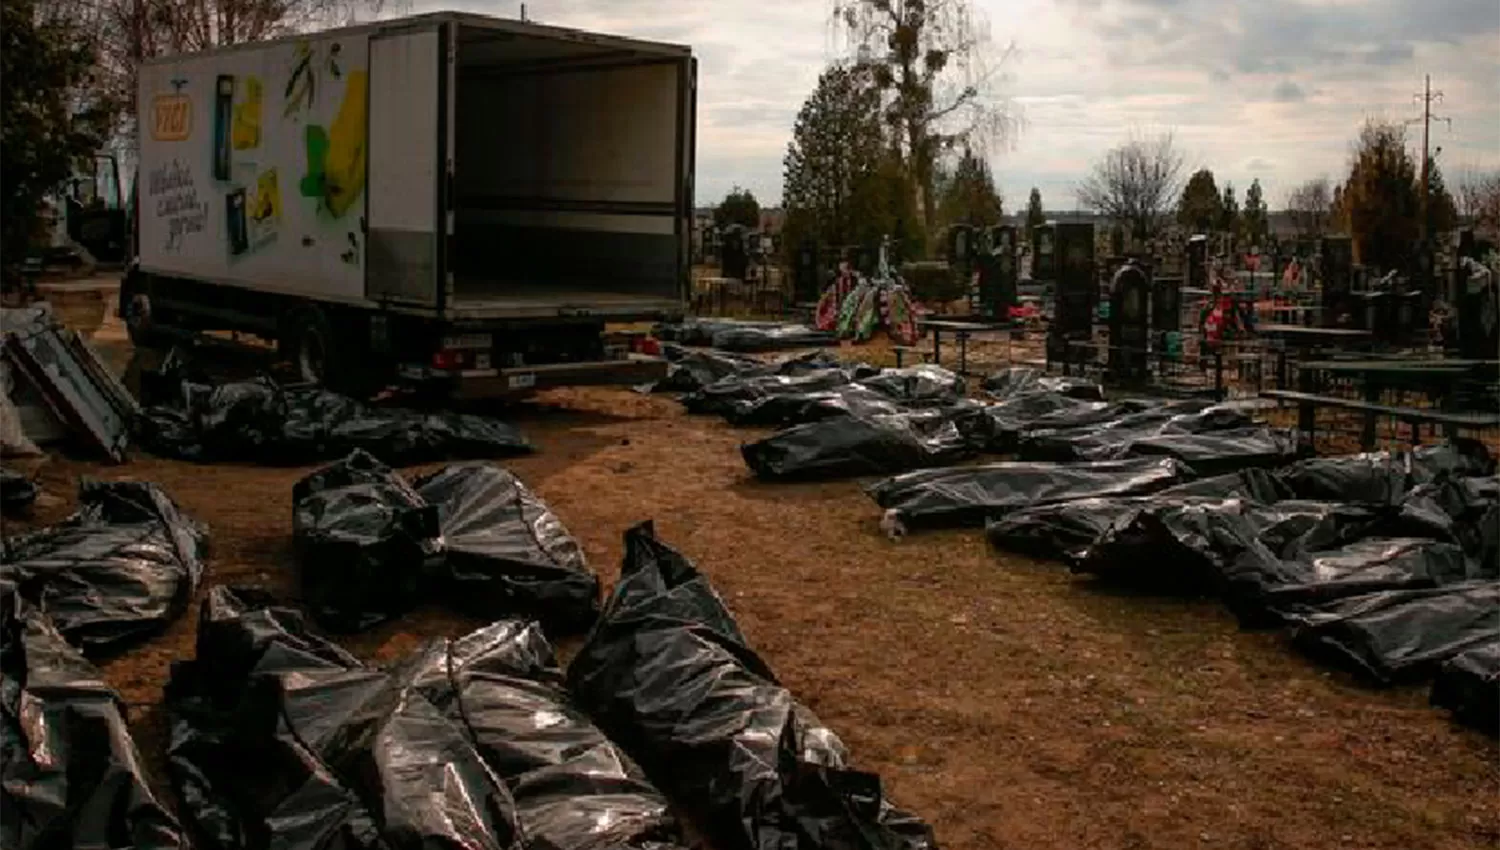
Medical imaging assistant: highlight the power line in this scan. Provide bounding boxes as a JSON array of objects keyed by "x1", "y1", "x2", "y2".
[{"x1": 1404, "y1": 74, "x2": 1453, "y2": 242}]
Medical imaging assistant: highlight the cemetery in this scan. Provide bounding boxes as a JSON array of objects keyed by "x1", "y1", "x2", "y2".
[{"x1": 4, "y1": 3, "x2": 1499, "y2": 850}]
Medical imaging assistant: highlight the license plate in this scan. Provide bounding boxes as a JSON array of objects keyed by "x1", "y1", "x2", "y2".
[
  {"x1": 475, "y1": 353, "x2": 491, "y2": 370},
  {"x1": 507, "y1": 372, "x2": 536, "y2": 389}
]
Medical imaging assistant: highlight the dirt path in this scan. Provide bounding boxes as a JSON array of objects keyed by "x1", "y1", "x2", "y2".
[{"x1": 14, "y1": 383, "x2": 1499, "y2": 850}]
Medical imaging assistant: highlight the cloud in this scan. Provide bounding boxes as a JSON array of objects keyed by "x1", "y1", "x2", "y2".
[
  {"x1": 408, "y1": 0, "x2": 1499, "y2": 211},
  {"x1": 1270, "y1": 80, "x2": 1306, "y2": 102}
]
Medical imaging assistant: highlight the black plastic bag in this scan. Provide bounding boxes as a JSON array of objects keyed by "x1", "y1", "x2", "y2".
[
  {"x1": 567, "y1": 522, "x2": 937, "y2": 850},
  {"x1": 0, "y1": 468, "x2": 37, "y2": 515},
  {"x1": 292, "y1": 449, "x2": 444, "y2": 632},
  {"x1": 711, "y1": 324, "x2": 839, "y2": 352},
  {"x1": 1227, "y1": 538, "x2": 1477, "y2": 626},
  {"x1": 867, "y1": 457, "x2": 1193, "y2": 537},
  {"x1": 682, "y1": 368, "x2": 868, "y2": 420},
  {"x1": 723, "y1": 385, "x2": 907, "y2": 427},
  {"x1": 1287, "y1": 581, "x2": 1500, "y2": 685},
  {"x1": 986, "y1": 496, "x2": 1150, "y2": 563},
  {"x1": 981, "y1": 367, "x2": 1103, "y2": 401},
  {"x1": 2, "y1": 584, "x2": 187, "y2": 849},
  {"x1": 138, "y1": 361, "x2": 533, "y2": 466},
  {"x1": 967, "y1": 392, "x2": 1100, "y2": 453},
  {"x1": 854, "y1": 364, "x2": 965, "y2": 406},
  {"x1": 413, "y1": 463, "x2": 600, "y2": 634},
  {"x1": 1111, "y1": 427, "x2": 1301, "y2": 476},
  {"x1": 430, "y1": 618, "x2": 687, "y2": 849},
  {"x1": 292, "y1": 451, "x2": 598, "y2": 635},
  {"x1": 0, "y1": 479, "x2": 207, "y2": 654},
  {"x1": 1430, "y1": 639, "x2": 1500, "y2": 735},
  {"x1": 646, "y1": 345, "x2": 766, "y2": 393},
  {"x1": 165, "y1": 586, "x2": 527, "y2": 850},
  {"x1": 1274, "y1": 443, "x2": 1495, "y2": 505},
  {"x1": 742, "y1": 408, "x2": 978, "y2": 481},
  {"x1": 1016, "y1": 400, "x2": 1235, "y2": 463},
  {"x1": 655, "y1": 318, "x2": 787, "y2": 347}
]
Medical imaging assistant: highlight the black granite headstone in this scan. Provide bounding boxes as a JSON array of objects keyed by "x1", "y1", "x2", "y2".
[{"x1": 1109, "y1": 262, "x2": 1151, "y2": 381}]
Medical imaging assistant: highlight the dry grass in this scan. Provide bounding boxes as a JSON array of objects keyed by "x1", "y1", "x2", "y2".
[{"x1": 5, "y1": 294, "x2": 1497, "y2": 849}]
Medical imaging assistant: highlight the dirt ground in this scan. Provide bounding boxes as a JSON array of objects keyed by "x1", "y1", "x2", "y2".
[{"x1": 6, "y1": 304, "x2": 1500, "y2": 850}]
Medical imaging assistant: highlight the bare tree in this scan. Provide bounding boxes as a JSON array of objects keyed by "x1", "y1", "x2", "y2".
[
  {"x1": 1285, "y1": 177, "x2": 1333, "y2": 236},
  {"x1": 66, "y1": 0, "x2": 400, "y2": 144},
  {"x1": 832, "y1": 0, "x2": 1018, "y2": 239},
  {"x1": 1075, "y1": 132, "x2": 1184, "y2": 240},
  {"x1": 1456, "y1": 168, "x2": 1500, "y2": 231}
]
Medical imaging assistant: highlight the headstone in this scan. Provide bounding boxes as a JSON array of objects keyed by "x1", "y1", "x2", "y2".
[
  {"x1": 1319, "y1": 235, "x2": 1354, "y2": 328},
  {"x1": 1033, "y1": 224, "x2": 1056, "y2": 281},
  {"x1": 1108, "y1": 261, "x2": 1151, "y2": 381},
  {"x1": 1047, "y1": 223, "x2": 1096, "y2": 367},
  {"x1": 948, "y1": 224, "x2": 974, "y2": 268},
  {"x1": 1152, "y1": 273, "x2": 1182, "y2": 351},
  {"x1": 977, "y1": 225, "x2": 1018, "y2": 319},
  {"x1": 1456, "y1": 256, "x2": 1498, "y2": 360},
  {"x1": 720, "y1": 224, "x2": 748, "y2": 280},
  {"x1": 1186, "y1": 235, "x2": 1208, "y2": 291}
]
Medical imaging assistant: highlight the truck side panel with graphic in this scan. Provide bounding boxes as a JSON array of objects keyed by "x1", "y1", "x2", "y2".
[{"x1": 128, "y1": 12, "x2": 695, "y2": 398}]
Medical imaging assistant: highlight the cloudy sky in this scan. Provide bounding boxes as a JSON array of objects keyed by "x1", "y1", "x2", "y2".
[{"x1": 429, "y1": 0, "x2": 1500, "y2": 212}]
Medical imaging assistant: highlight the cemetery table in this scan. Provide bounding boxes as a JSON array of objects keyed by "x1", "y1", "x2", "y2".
[
  {"x1": 918, "y1": 319, "x2": 1013, "y2": 376},
  {"x1": 1257, "y1": 324, "x2": 1374, "y2": 390},
  {"x1": 1296, "y1": 358, "x2": 1498, "y2": 446}
]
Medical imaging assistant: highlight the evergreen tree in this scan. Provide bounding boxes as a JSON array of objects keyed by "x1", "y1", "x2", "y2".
[
  {"x1": 1242, "y1": 178, "x2": 1269, "y2": 248},
  {"x1": 1176, "y1": 168, "x2": 1222, "y2": 233},
  {"x1": 1338, "y1": 121, "x2": 1420, "y2": 269},
  {"x1": 938, "y1": 148, "x2": 1004, "y2": 227},
  {"x1": 1, "y1": 0, "x2": 113, "y2": 285}
]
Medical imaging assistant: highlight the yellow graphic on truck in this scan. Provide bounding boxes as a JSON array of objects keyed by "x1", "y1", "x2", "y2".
[{"x1": 152, "y1": 94, "x2": 192, "y2": 141}]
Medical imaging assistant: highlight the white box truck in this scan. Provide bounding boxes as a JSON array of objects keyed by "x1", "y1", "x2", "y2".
[{"x1": 128, "y1": 11, "x2": 694, "y2": 397}]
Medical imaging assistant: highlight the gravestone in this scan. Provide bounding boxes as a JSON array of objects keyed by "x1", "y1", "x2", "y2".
[
  {"x1": 1033, "y1": 224, "x2": 1056, "y2": 281},
  {"x1": 978, "y1": 225, "x2": 1018, "y2": 319},
  {"x1": 1109, "y1": 261, "x2": 1151, "y2": 381},
  {"x1": 1186, "y1": 234, "x2": 1208, "y2": 291},
  {"x1": 948, "y1": 224, "x2": 974, "y2": 269},
  {"x1": 1456, "y1": 255, "x2": 1498, "y2": 360},
  {"x1": 1047, "y1": 223, "x2": 1096, "y2": 367},
  {"x1": 1319, "y1": 235, "x2": 1354, "y2": 328},
  {"x1": 1152, "y1": 271, "x2": 1183, "y2": 358},
  {"x1": 720, "y1": 224, "x2": 748, "y2": 280}
]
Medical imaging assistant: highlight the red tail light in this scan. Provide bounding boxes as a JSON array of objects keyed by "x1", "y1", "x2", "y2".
[
  {"x1": 431, "y1": 349, "x2": 462, "y2": 370},
  {"x1": 638, "y1": 338, "x2": 661, "y2": 356}
]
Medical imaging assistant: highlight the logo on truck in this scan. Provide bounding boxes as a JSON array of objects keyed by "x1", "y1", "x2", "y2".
[{"x1": 152, "y1": 79, "x2": 193, "y2": 141}]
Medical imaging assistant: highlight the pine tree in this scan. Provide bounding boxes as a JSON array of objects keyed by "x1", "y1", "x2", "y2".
[
  {"x1": 1424, "y1": 157, "x2": 1459, "y2": 237},
  {"x1": 1, "y1": 0, "x2": 113, "y2": 285},
  {"x1": 938, "y1": 148, "x2": 1004, "y2": 227},
  {"x1": 1242, "y1": 178, "x2": 1269, "y2": 248},
  {"x1": 1219, "y1": 183, "x2": 1240, "y2": 237},
  {"x1": 1339, "y1": 121, "x2": 1420, "y2": 269},
  {"x1": 781, "y1": 64, "x2": 904, "y2": 254},
  {"x1": 1176, "y1": 169, "x2": 1222, "y2": 233}
]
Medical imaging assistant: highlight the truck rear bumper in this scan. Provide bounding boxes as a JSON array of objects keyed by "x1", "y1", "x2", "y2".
[{"x1": 405, "y1": 356, "x2": 668, "y2": 400}]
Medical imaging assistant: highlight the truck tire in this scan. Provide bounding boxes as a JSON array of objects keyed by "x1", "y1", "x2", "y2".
[{"x1": 282, "y1": 306, "x2": 384, "y2": 399}]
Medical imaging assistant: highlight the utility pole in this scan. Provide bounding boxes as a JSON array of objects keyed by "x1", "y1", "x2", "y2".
[{"x1": 1406, "y1": 74, "x2": 1452, "y2": 242}]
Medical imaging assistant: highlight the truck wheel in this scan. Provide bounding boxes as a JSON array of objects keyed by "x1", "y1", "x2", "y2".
[
  {"x1": 284, "y1": 307, "x2": 334, "y2": 386},
  {"x1": 282, "y1": 307, "x2": 384, "y2": 399}
]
